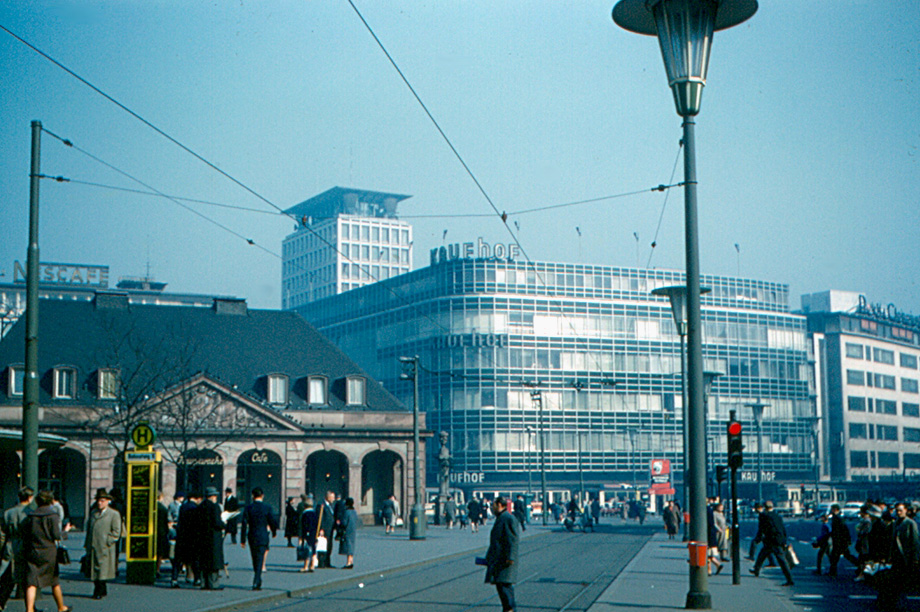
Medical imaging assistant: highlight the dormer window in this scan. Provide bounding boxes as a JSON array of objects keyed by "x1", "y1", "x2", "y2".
[
  {"x1": 346, "y1": 376, "x2": 366, "y2": 406},
  {"x1": 267, "y1": 374, "x2": 289, "y2": 405},
  {"x1": 7, "y1": 365, "x2": 24, "y2": 396},
  {"x1": 98, "y1": 369, "x2": 119, "y2": 400},
  {"x1": 308, "y1": 376, "x2": 328, "y2": 405},
  {"x1": 53, "y1": 367, "x2": 77, "y2": 399}
]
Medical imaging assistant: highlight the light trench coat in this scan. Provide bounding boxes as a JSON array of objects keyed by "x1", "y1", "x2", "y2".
[{"x1": 84, "y1": 506, "x2": 122, "y2": 581}]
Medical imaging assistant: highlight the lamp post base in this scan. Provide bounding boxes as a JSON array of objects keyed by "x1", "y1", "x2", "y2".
[
  {"x1": 409, "y1": 504, "x2": 426, "y2": 540},
  {"x1": 685, "y1": 591, "x2": 712, "y2": 610}
]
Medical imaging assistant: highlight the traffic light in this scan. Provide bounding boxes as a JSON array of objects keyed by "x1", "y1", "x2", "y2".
[
  {"x1": 727, "y1": 420, "x2": 744, "y2": 469},
  {"x1": 716, "y1": 465, "x2": 728, "y2": 483}
]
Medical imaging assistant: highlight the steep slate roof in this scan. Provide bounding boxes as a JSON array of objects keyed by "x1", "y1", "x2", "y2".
[{"x1": 0, "y1": 295, "x2": 405, "y2": 413}]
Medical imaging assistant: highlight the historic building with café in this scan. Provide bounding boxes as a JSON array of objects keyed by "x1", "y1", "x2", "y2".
[
  {"x1": 293, "y1": 244, "x2": 819, "y2": 507},
  {"x1": 0, "y1": 293, "x2": 424, "y2": 527}
]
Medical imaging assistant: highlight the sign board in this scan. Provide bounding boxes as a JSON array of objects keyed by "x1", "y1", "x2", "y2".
[
  {"x1": 125, "y1": 422, "x2": 160, "y2": 585},
  {"x1": 12, "y1": 260, "x2": 109, "y2": 288},
  {"x1": 648, "y1": 458, "x2": 675, "y2": 496},
  {"x1": 130, "y1": 422, "x2": 156, "y2": 449}
]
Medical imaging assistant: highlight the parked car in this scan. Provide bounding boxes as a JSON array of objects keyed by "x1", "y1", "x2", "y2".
[{"x1": 812, "y1": 503, "x2": 832, "y2": 519}]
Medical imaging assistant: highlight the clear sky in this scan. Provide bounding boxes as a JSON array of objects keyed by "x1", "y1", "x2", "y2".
[{"x1": 1, "y1": 1, "x2": 917, "y2": 312}]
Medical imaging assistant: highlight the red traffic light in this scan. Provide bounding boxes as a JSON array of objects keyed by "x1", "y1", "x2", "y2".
[{"x1": 728, "y1": 421, "x2": 742, "y2": 435}]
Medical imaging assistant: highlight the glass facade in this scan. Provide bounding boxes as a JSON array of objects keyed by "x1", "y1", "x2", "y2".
[{"x1": 296, "y1": 259, "x2": 816, "y2": 493}]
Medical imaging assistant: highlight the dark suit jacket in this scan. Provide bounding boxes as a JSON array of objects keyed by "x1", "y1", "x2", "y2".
[
  {"x1": 240, "y1": 500, "x2": 278, "y2": 548},
  {"x1": 317, "y1": 501, "x2": 335, "y2": 537},
  {"x1": 198, "y1": 498, "x2": 225, "y2": 571},
  {"x1": 757, "y1": 509, "x2": 787, "y2": 548}
]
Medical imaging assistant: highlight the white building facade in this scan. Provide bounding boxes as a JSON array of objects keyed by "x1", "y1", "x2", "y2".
[{"x1": 282, "y1": 187, "x2": 413, "y2": 308}]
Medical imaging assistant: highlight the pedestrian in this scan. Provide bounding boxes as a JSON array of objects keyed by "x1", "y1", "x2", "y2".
[
  {"x1": 749, "y1": 500, "x2": 794, "y2": 586},
  {"x1": 445, "y1": 496, "x2": 457, "y2": 529},
  {"x1": 23, "y1": 490, "x2": 71, "y2": 612},
  {"x1": 468, "y1": 497, "x2": 482, "y2": 533},
  {"x1": 0, "y1": 486, "x2": 34, "y2": 610},
  {"x1": 811, "y1": 513, "x2": 831, "y2": 575},
  {"x1": 663, "y1": 500, "x2": 681, "y2": 539},
  {"x1": 197, "y1": 487, "x2": 226, "y2": 590},
  {"x1": 878, "y1": 502, "x2": 920, "y2": 611},
  {"x1": 223, "y1": 488, "x2": 240, "y2": 544},
  {"x1": 171, "y1": 490, "x2": 201, "y2": 588},
  {"x1": 637, "y1": 501, "x2": 647, "y2": 525},
  {"x1": 240, "y1": 487, "x2": 278, "y2": 591},
  {"x1": 484, "y1": 496, "x2": 521, "y2": 612},
  {"x1": 298, "y1": 496, "x2": 318, "y2": 573},
  {"x1": 827, "y1": 503, "x2": 858, "y2": 576},
  {"x1": 333, "y1": 494, "x2": 346, "y2": 542},
  {"x1": 591, "y1": 497, "x2": 601, "y2": 526},
  {"x1": 381, "y1": 494, "x2": 398, "y2": 534},
  {"x1": 167, "y1": 491, "x2": 184, "y2": 532},
  {"x1": 339, "y1": 498, "x2": 358, "y2": 569},
  {"x1": 284, "y1": 498, "x2": 299, "y2": 547},
  {"x1": 317, "y1": 491, "x2": 336, "y2": 567},
  {"x1": 84, "y1": 487, "x2": 122, "y2": 599},
  {"x1": 710, "y1": 502, "x2": 727, "y2": 574},
  {"x1": 854, "y1": 504, "x2": 874, "y2": 581},
  {"x1": 156, "y1": 491, "x2": 170, "y2": 574},
  {"x1": 512, "y1": 495, "x2": 527, "y2": 531},
  {"x1": 748, "y1": 502, "x2": 774, "y2": 565}
]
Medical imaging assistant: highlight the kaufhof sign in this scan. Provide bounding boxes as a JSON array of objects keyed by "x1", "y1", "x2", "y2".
[
  {"x1": 430, "y1": 238, "x2": 521, "y2": 265},
  {"x1": 13, "y1": 260, "x2": 109, "y2": 288}
]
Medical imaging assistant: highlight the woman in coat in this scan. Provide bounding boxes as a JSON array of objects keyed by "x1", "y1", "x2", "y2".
[
  {"x1": 284, "y1": 498, "x2": 299, "y2": 547},
  {"x1": 338, "y1": 498, "x2": 358, "y2": 569},
  {"x1": 84, "y1": 488, "x2": 123, "y2": 599},
  {"x1": 23, "y1": 490, "x2": 71, "y2": 612}
]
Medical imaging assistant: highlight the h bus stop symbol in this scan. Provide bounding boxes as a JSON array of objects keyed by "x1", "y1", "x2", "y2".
[{"x1": 131, "y1": 423, "x2": 156, "y2": 449}]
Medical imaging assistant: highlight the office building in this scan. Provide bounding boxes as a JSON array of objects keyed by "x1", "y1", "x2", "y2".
[{"x1": 282, "y1": 187, "x2": 413, "y2": 308}]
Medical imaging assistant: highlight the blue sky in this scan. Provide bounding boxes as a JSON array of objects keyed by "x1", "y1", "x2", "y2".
[{"x1": 1, "y1": 1, "x2": 917, "y2": 311}]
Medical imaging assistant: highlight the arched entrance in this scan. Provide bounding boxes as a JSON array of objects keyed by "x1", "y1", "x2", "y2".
[
  {"x1": 0, "y1": 451, "x2": 21, "y2": 511},
  {"x1": 176, "y1": 449, "x2": 224, "y2": 495},
  {"x1": 305, "y1": 450, "x2": 348, "y2": 500},
  {"x1": 236, "y1": 449, "x2": 282, "y2": 512},
  {"x1": 362, "y1": 450, "x2": 403, "y2": 523},
  {"x1": 38, "y1": 447, "x2": 86, "y2": 529}
]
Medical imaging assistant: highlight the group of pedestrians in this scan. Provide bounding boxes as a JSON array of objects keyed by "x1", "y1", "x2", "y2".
[{"x1": 811, "y1": 501, "x2": 920, "y2": 610}]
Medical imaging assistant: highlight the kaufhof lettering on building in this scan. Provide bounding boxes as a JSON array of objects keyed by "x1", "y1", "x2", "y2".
[
  {"x1": 450, "y1": 471, "x2": 486, "y2": 484},
  {"x1": 13, "y1": 260, "x2": 109, "y2": 288},
  {"x1": 433, "y1": 334, "x2": 509, "y2": 349},
  {"x1": 430, "y1": 238, "x2": 521, "y2": 265}
]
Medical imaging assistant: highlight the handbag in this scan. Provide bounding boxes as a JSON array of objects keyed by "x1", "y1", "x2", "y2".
[
  {"x1": 296, "y1": 543, "x2": 312, "y2": 561},
  {"x1": 315, "y1": 535, "x2": 328, "y2": 553},
  {"x1": 785, "y1": 545, "x2": 800, "y2": 567},
  {"x1": 56, "y1": 546, "x2": 71, "y2": 565}
]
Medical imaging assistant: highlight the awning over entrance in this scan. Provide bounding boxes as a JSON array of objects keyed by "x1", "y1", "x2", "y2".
[{"x1": 0, "y1": 429, "x2": 68, "y2": 452}]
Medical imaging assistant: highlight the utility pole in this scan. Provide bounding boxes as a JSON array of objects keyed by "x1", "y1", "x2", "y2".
[
  {"x1": 530, "y1": 389, "x2": 547, "y2": 526},
  {"x1": 22, "y1": 120, "x2": 42, "y2": 492},
  {"x1": 399, "y1": 356, "x2": 425, "y2": 540}
]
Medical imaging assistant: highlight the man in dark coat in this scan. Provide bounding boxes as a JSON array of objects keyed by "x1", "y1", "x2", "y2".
[
  {"x1": 468, "y1": 497, "x2": 482, "y2": 533},
  {"x1": 298, "y1": 497, "x2": 319, "y2": 572},
  {"x1": 749, "y1": 500, "x2": 794, "y2": 586},
  {"x1": 316, "y1": 491, "x2": 336, "y2": 568},
  {"x1": 485, "y1": 497, "x2": 520, "y2": 612},
  {"x1": 171, "y1": 491, "x2": 202, "y2": 588},
  {"x1": 512, "y1": 495, "x2": 527, "y2": 531},
  {"x1": 223, "y1": 488, "x2": 240, "y2": 544},
  {"x1": 240, "y1": 487, "x2": 278, "y2": 591},
  {"x1": 198, "y1": 487, "x2": 226, "y2": 590},
  {"x1": 0, "y1": 486, "x2": 34, "y2": 609},
  {"x1": 827, "y1": 503, "x2": 858, "y2": 576}
]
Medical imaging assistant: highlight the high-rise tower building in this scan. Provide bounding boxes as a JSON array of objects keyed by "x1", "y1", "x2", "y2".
[{"x1": 282, "y1": 187, "x2": 413, "y2": 309}]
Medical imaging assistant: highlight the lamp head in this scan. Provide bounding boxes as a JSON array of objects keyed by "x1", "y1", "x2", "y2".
[{"x1": 612, "y1": 0, "x2": 757, "y2": 116}]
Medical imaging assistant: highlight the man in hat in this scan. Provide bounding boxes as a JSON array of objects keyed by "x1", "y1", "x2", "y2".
[
  {"x1": 197, "y1": 487, "x2": 226, "y2": 590},
  {"x1": 84, "y1": 488, "x2": 122, "y2": 599}
]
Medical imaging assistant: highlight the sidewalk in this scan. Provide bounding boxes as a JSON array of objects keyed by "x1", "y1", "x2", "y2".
[
  {"x1": 17, "y1": 524, "x2": 546, "y2": 612},
  {"x1": 589, "y1": 533, "x2": 802, "y2": 612}
]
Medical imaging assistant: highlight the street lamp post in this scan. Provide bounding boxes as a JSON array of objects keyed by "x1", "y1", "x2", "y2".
[
  {"x1": 525, "y1": 425, "x2": 534, "y2": 498},
  {"x1": 651, "y1": 285, "x2": 710, "y2": 539},
  {"x1": 628, "y1": 428, "x2": 638, "y2": 497},
  {"x1": 399, "y1": 356, "x2": 426, "y2": 540},
  {"x1": 702, "y1": 370, "x2": 723, "y2": 497},
  {"x1": 530, "y1": 389, "x2": 548, "y2": 526},
  {"x1": 746, "y1": 401, "x2": 768, "y2": 503},
  {"x1": 614, "y1": 2, "x2": 757, "y2": 608}
]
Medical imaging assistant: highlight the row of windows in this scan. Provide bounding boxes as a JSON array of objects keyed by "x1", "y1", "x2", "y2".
[
  {"x1": 839, "y1": 316, "x2": 920, "y2": 348},
  {"x1": 846, "y1": 343, "x2": 918, "y2": 368},
  {"x1": 848, "y1": 422, "x2": 912, "y2": 441},
  {"x1": 850, "y1": 451, "x2": 920, "y2": 470},
  {"x1": 846, "y1": 396, "x2": 917, "y2": 416},
  {"x1": 339, "y1": 244, "x2": 411, "y2": 264},
  {"x1": 846, "y1": 369, "x2": 917, "y2": 392},
  {"x1": 5, "y1": 366, "x2": 366, "y2": 408},
  {"x1": 340, "y1": 222, "x2": 410, "y2": 246},
  {"x1": 341, "y1": 263, "x2": 408, "y2": 281}
]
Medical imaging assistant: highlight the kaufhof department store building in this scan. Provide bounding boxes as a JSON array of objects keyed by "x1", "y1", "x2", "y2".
[{"x1": 296, "y1": 247, "x2": 817, "y2": 500}]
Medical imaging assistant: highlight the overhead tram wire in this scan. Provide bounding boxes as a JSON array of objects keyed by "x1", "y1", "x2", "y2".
[
  {"x1": 346, "y1": 0, "x2": 687, "y2": 375},
  {"x1": 645, "y1": 140, "x2": 684, "y2": 269}
]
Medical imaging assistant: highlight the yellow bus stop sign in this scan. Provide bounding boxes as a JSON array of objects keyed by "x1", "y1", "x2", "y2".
[{"x1": 131, "y1": 422, "x2": 156, "y2": 449}]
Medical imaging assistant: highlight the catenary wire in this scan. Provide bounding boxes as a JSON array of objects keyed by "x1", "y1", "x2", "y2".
[{"x1": 645, "y1": 141, "x2": 684, "y2": 269}]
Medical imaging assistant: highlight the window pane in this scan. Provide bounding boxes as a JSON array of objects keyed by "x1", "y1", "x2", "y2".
[
  {"x1": 99, "y1": 370, "x2": 118, "y2": 399},
  {"x1": 901, "y1": 353, "x2": 918, "y2": 369},
  {"x1": 902, "y1": 378, "x2": 919, "y2": 394},
  {"x1": 850, "y1": 451, "x2": 868, "y2": 468},
  {"x1": 903, "y1": 403, "x2": 920, "y2": 418},
  {"x1": 309, "y1": 377, "x2": 326, "y2": 404},
  {"x1": 877, "y1": 452, "x2": 899, "y2": 469},
  {"x1": 347, "y1": 378, "x2": 365, "y2": 405},
  {"x1": 9, "y1": 367, "x2": 24, "y2": 396},
  {"x1": 846, "y1": 370, "x2": 865, "y2": 385},
  {"x1": 847, "y1": 396, "x2": 866, "y2": 412},
  {"x1": 873, "y1": 348, "x2": 895, "y2": 365},
  {"x1": 845, "y1": 343, "x2": 863, "y2": 359},
  {"x1": 268, "y1": 375, "x2": 288, "y2": 404},
  {"x1": 54, "y1": 368, "x2": 75, "y2": 399}
]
